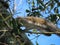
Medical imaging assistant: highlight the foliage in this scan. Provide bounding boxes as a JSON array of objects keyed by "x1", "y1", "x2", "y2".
[
  {"x1": 26, "y1": 0, "x2": 60, "y2": 24},
  {"x1": 0, "y1": 0, "x2": 33, "y2": 45}
]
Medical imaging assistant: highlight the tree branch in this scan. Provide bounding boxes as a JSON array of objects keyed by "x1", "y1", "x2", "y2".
[
  {"x1": 0, "y1": 30, "x2": 8, "y2": 32},
  {"x1": 25, "y1": 31, "x2": 60, "y2": 34}
]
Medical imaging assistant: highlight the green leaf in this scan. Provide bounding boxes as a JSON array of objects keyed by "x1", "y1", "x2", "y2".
[
  {"x1": 32, "y1": 0, "x2": 35, "y2": 7},
  {"x1": 54, "y1": 7, "x2": 58, "y2": 13},
  {"x1": 36, "y1": 41, "x2": 39, "y2": 45},
  {"x1": 55, "y1": 0, "x2": 59, "y2": 3},
  {"x1": 58, "y1": 2, "x2": 60, "y2": 6},
  {"x1": 32, "y1": 29, "x2": 37, "y2": 32},
  {"x1": 26, "y1": 10, "x2": 30, "y2": 12}
]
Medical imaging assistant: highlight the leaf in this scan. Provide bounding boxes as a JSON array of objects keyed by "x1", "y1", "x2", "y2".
[
  {"x1": 54, "y1": 7, "x2": 58, "y2": 13},
  {"x1": 38, "y1": 0, "x2": 45, "y2": 7},
  {"x1": 32, "y1": 8, "x2": 37, "y2": 11},
  {"x1": 36, "y1": 41, "x2": 39, "y2": 45},
  {"x1": 50, "y1": 3, "x2": 54, "y2": 10},
  {"x1": 55, "y1": 0, "x2": 59, "y2": 3},
  {"x1": 39, "y1": 5, "x2": 43, "y2": 9},
  {"x1": 58, "y1": 2, "x2": 60, "y2": 6},
  {"x1": 46, "y1": 14, "x2": 59, "y2": 24},
  {"x1": 32, "y1": 0, "x2": 35, "y2": 7},
  {"x1": 26, "y1": 10, "x2": 30, "y2": 12},
  {"x1": 32, "y1": 29, "x2": 37, "y2": 32}
]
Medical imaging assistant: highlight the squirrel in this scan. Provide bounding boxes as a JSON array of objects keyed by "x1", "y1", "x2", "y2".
[
  {"x1": 17, "y1": 16, "x2": 60, "y2": 36},
  {"x1": 25, "y1": 16, "x2": 46, "y2": 25}
]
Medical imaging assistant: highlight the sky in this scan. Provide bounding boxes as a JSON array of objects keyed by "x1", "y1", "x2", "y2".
[{"x1": 10, "y1": 0, "x2": 60, "y2": 45}]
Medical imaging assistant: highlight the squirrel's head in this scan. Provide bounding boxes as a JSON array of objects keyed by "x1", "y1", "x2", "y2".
[{"x1": 25, "y1": 17, "x2": 34, "y2": 24}]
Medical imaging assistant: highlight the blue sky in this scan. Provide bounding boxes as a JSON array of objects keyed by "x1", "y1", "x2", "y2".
[
  {"x1": 10, "y1": 0, "x2": 60, "y2": 45},
  {"x1": 26, "y1": 34, "x2": 60, "y2": 45}
]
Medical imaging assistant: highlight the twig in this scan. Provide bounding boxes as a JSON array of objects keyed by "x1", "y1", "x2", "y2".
[
  {"x1": 0, "y1": 14, "x2": 13, "y2": 30},
  {"x1": 0, "y1": 30, "x2": 9, "y2": 39},
  {"x1": 0, "y1": 30, "x2": 8, "y2": 32},
  {"x1": 4, "y1": 15, "x2": 12, "y2": 21},
  {"x1": 4, "y1": 21, "x2": 13, "y2": 30},
  {"x1": 0, "y1": 31, "x2": 6, "y2": 38},
  {"x1": 0, "y1": 42, "x2": 8, "y2": 45}
]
